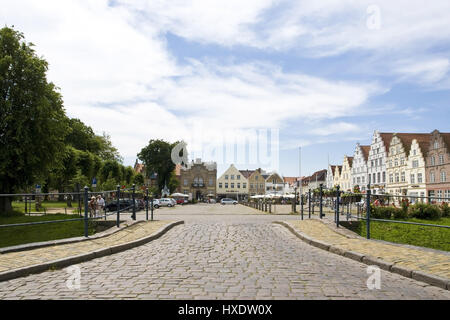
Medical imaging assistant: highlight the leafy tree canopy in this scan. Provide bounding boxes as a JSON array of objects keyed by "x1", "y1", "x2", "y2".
[{"x1": 0, "y1": 27, "x2": 68, "y2": 213}]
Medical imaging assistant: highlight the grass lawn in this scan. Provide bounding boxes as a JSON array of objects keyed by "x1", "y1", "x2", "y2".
[
  {"x1": 0, "y1": 214, "x2": 96, "y2": 248},
  {"x1": 343, "y1": 217, "x2": 450, "y2": 252},
  {"x1": 12, "y1": 201, "x2": 81, "y2": 214}
]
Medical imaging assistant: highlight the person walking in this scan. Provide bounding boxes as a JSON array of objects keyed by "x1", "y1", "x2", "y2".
[
  {"x1": 96, "y1": 195, "x2": 105, "y2": 217},
  {"x1": 88, "y1": 196, "x2": 97, "y2": 218}
]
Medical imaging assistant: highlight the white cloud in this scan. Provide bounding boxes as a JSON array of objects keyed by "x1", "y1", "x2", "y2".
[
  {"x1": 2, "y1": 0, "x2": 434, "y2": 169},
  {"x1": 310, "y1": 122, "x2": 362, "y2": 137},
  {"x1": 394, "y1": 58, "x2": 450, "y2": 84}
]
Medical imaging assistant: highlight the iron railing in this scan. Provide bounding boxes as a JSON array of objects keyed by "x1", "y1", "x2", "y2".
[{"x1": 0, "y1": 184, "x2": 156, "y2": 238}]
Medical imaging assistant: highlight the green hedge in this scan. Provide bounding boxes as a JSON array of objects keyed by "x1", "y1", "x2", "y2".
[
  {"x1": 370, "y1": 203, "x2": 447, "y2": 220},
  {"x1": 409, "y1": 203, "x2": 442, "y2": 220}
]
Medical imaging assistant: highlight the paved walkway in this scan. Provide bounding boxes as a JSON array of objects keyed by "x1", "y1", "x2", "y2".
[
  {"x1": 285, "y1": 219, "x2": 450, "y2": 280},
  {"x1": 0, "y1": 220, "x2": 170, "y2": 274},
  {"x1": 0, "y1": 206, "x2": 449, "y2": 299}
]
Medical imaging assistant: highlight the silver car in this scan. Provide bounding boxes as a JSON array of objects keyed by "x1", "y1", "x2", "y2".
[
  {"x1": 159, "y1": 198, "x2": 175, "y2": 207},
  {"x1": 220, "y1": 198, "x2": 237, "y2": 205}
]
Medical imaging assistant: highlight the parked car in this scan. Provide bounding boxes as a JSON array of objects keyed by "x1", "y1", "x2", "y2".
[
  {"x1": 105, "y1": 199, "x2": 134, "y2": 212},
  {"x1": 169, "y1": 198, "x2": 177, "y2": 206},
  {"x1": 159, "y1": 198, "x2": 175, "y2": 207},
  {"x1": 220, "y1": 198, "x2": 237, "y2": 205},
  {"x1": 151, "y1": 199, "x2": 160, "y2": 209},
  {"x1": 175, "y1": 198, "x2": 188, "y2": 205}
]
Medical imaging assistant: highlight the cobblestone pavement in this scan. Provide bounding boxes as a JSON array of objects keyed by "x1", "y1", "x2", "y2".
[
  {"x1": 287, "y1": 219, "x2": 450, "y2": 279},
  {"x1": 1, "y1": 208, "x2": 449, "y2": 299},
  {"x1": 0, "y1": 221, "x2": 171, "y2": 273}
]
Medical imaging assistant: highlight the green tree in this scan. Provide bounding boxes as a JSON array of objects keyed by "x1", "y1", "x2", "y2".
[
  {"x1": 0, "y1": 27, "x2": 68, "y2": 214},
  {"x1": 138, "y1": 139, "x2": 180, "y2": 192},
  {"x1": 133, "y1": 173, "x2": 144, "y2": 186}
]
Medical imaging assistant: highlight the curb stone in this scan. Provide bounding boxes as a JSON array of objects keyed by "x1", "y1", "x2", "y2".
[
  {"x1": 274, "y1": 221, "x2": 449, "y2": 291},
  {"x1": 0, "y1": 221, "x2": 184, "y2": 282}
]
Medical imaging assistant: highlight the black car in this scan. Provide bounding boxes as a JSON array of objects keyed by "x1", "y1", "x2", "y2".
[{"x1": 105, "y1": 199, "x2": 134, "y2": 212}]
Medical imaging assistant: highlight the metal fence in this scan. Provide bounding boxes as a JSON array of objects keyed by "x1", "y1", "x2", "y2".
[
  {"x1": 295, "y1": 184, "x2": 450, "y2": 239},
  {"x1": 0, "y1": 184, "x2": 156, "y2": 238}
]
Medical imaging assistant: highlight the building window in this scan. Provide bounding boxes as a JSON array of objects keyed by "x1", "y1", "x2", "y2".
[
  {"x1": 382, "y1": 171, "x2": 386, "y2": 183},
  {"x1": 395, "y1": 173, "x2": 399, "y2": 183},
  {"x1": 412, "y1": 160, "x2": 419, "y2": 168},
  {"x1": 225, "y1": 175, "x2": 229, "y2": 180},
  {"x1": 430, "y1": 156, "x2": 435, "y2": 166},
  {"x1": 184, "y1": 179, "x2": 188, "y2": 186},
  {"x1": 401, "y1": 172, "x2": 405, "y2": 182},
  {"x1": 231, "y1": 183, "x2": 235, "y2": 188},
  {"x1": 418, "y1": 173, "x2": 423, "y2": 183},
  {"x1": 373, "y1": 173, "x2": 376, "y2": 183},
  {"x1": 411, "y1": 174, "x2": 415, "y2": 184},
  {"x1": 225, "y1": 183, "x2": 228, "y2": 188},
  {"x1": 430, "y1": 171, "x2": 435, "y2": 183},
  {"x1": 219, "y1": 183, "x2": 223, "y2": 188},
  {"x1": 377, "y1": 172, "x2": 381, "y2": 183},
  {"x1": 237, "y1": 183, "x2": 241, "y2": 188},
  {"x1": 231, "y1": 175, "x2": 234, "y2": 180},
  {"x1": 237, "y1": 175, "x2": 240, "y2": 180},
  {"x1": 441, "y1": 171, "x2": 447, "y2": 183},
  {"x1": 250, "y1": 183, "x2": 254, "y2": 189},
  {"x1": 439, "y1": 154, "x2": 445, "y2": 165},
  {"x1": 389, "y1": 174, "x2": 394, "y2": 183},
  {"x1": 434, "y1": 140, "x2": 439, "y2": 149},
  {"x1": 243, "y1": 183, "x2": 247, "y2": 188},
  {"x1": 209, "y1": 178, "x2": 213, "y2": 186}
]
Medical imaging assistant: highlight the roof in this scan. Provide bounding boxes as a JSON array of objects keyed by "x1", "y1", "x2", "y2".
[
  {"x1": 283, "y1": 177, "x2": 298, "y2": 185},
  {"x1": 379, "y1": 133, "x2": 394, "y2": 150},
  {"x1": 442, "y1": 133, "x2": 450, "y2": 153},
  {"x1": 360, "y1": 145, "x2": 371, "y2": 162},
  {"x1": 346, "y1": 156, "x2": 354, "y2": 168},
  {"x1": 310, "y1": 169, "x2": 327, "y2": 182},
  {"x1": 393, "y1": 133, "x2": 431, "y2": 156},
  {"x1": 239, "y1": 170, "x2": 255, "y2": 179}
]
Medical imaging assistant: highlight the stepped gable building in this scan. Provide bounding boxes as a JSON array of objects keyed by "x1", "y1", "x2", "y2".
[
  {"x1": 407, "y1": 133, "x2": 432, "y2": 201},
  {"x1": 179, "y1": 158, "x2": 217, "y2": 201},
  {"x1": 352, "y1": 144, "x2": 370, "y2": 192},
  {"x1": 368, "y1": 131, "x2": 394, "y2": 194},
  {"x1": 326, "y1": 165, "x2": 338, "y2": 189},
  {"x1": 426, "y1": 130, "x2": 450, "y2": 201},
  {"x1": 332, "y1": 165, "x2": 343, "y2": 190},
  {"x1": 385, "y1": 133, "x2": 431, "y2": 199},
  {"x1": 339, "y1": 156, "x2": 354, "y2": 192}
]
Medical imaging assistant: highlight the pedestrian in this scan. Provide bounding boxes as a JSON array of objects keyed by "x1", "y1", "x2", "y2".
[
  {"x1": 88, "y1": 196, "x2": 96, "y2": 218},
  {"x1": 96, "y1": 195, "x2": 105, "y2": 216}
]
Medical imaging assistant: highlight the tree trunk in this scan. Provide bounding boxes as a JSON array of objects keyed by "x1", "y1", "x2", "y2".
[{"x1": 0, "y1": 196, "x2": 13, "y2": 216}]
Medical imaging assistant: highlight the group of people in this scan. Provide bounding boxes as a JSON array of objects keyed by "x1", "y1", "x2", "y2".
[{"x1": 88, "y1": 194, "x2": 105, "y2": 217}]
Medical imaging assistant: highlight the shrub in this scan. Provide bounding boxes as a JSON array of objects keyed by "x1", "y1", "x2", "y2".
[
  {"x1": 440, "y1": 202, "x2": 450, "y2": 217},
  {"x1": 370, "y1": 206, "x2": 392, "y2": 219},
  {"x1": 409, "y1": 203, "x2": 442, "y2": 220}
]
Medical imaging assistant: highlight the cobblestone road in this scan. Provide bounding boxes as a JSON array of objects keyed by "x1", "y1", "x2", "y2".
[{"x1": 0, "y1": 205, "x2": 449, "y2": 299}]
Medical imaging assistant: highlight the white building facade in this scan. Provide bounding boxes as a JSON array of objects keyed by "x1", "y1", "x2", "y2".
[
  {"x1": 368, "y1": 131, "x2": 393, "y2": 194},
  {"x1": 352, "y1": 143, "x2": 370, "y2": 192}
]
